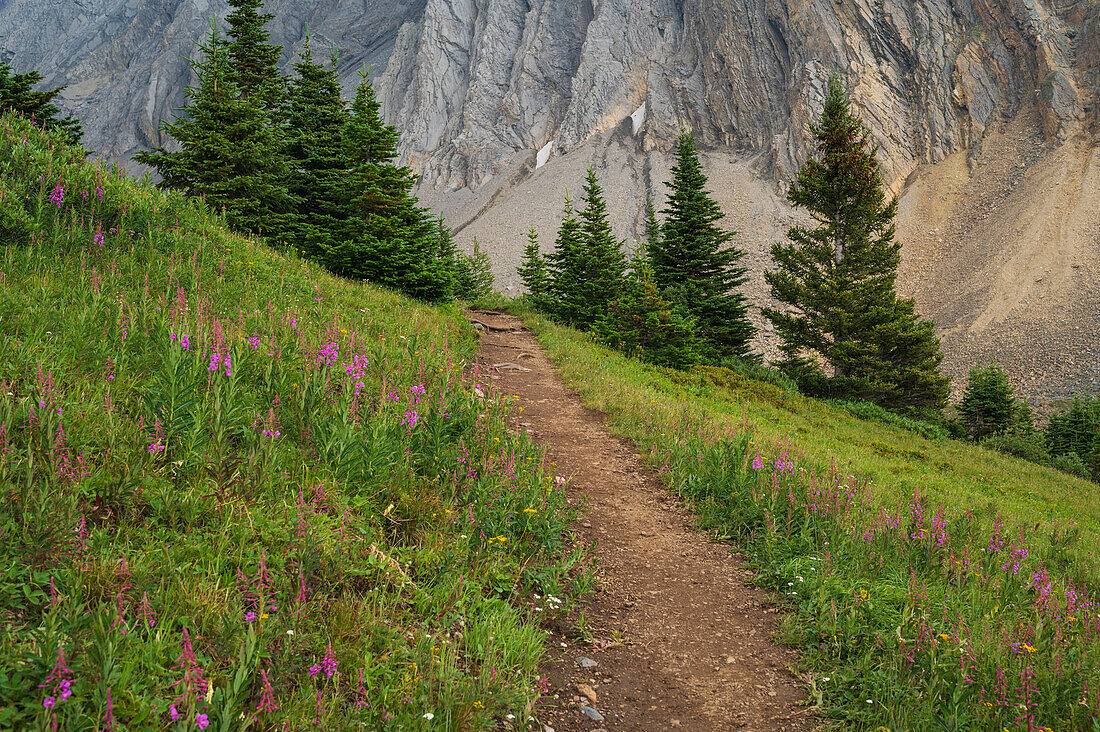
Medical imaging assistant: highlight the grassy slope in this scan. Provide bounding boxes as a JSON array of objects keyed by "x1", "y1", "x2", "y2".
[
  {"x1": 524, "y1": 311, "x2": 1100, "y2": 730},
  {"x1": 0, "y1": 114, "x2": 578, "y2": 730}
]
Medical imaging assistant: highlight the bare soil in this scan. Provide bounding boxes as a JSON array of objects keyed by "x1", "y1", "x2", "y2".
[{"x1": 470, "y1": 310, "x2": 815, "y2": 732}]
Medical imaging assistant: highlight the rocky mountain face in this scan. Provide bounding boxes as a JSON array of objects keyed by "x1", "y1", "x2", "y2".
[{"x1": 2, "y1": 0, "x2": 1098, "y2": 400}]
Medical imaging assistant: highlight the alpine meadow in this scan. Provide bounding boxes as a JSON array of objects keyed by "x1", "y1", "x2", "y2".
[{"x1": 1, "y1": 0, "x2": 1099, "y2": 729}]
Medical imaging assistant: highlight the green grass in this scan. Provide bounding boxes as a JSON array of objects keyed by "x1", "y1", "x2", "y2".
[
  {"x1": 521, "y1": 308, "x2": 1100, "y2": 730},
  {"x1": 0, "y1": 114, "x2": 581, "y2": 730}
]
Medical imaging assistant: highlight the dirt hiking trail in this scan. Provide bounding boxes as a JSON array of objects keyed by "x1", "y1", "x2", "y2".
[{"x1": 470, "y1": 311, "x2": 814, "y2": 732}]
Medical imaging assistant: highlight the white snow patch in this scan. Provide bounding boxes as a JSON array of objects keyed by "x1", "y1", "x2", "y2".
[
  {"x1": 536, "y1": 140, "x2": 555, "y2": 169},
  {"x1": 631, "y1": 102, "x2": 647, "y2": 135}
]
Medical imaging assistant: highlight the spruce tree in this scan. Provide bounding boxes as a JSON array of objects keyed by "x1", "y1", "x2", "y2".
[
  {"x1": 1046, "y1": 397, "x2": 1100, "y2": 480},
  {"x1": 575, "y1": 167, "x2": 627, "y2": 328},
  {"x1": 957, "y1": 361, "x2": 1030, "y2": 440},
  {"x1": 643, "y1": 197, "x2": 660, "y2": 254},
  {"x1": 651, "y1": 133, "x2": 753, "y2": 361},
  {"x1": 0, "y1": 61, "x2": 83, "y2": 145},
  {"x1": 517, "y1": 226, "x2": 550, "y2": 308},
  {"x1": 764, "y1": 74, "x2": 948, "y2": 411},
  {"x1": 135, "y1": 24, "x2": 294, "y2": 237},
  {"x1": 453, "y1": 237, "x2": 496, "y2": 301},
  {"x1": 595, "y1": 254, "x2": 702, "y2": 369},
  {"x1": 283, "y1": 40, "x2": 350, "y2": 259},
  {"x1": 225, "y1": 0, "x2": 286, "y2": 111},
  {"x1": 544, "y1": 194, "x2": 588, "y2": 325},
  {"x1": 321, "y1": 66, "x2": 451, "y2": 301}
]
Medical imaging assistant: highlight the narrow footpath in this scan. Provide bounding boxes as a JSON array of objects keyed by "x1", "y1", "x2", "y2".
[{"x1": 470, "y1": 311, "x2": 814, "y2": 732}]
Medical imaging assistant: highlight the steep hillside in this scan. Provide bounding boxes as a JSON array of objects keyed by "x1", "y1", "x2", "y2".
[{"x1": 0, "y1": 113, "x2": 573, "y2": 729}]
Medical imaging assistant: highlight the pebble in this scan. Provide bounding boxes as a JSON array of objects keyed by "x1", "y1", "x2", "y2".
[
  {"x1": 576, "y1": 683, "x2": 598, "y2": 704},
  {"x1": 580, "y1": 706, "x2": 605, "y2": 722},
  {"x1": 577, "y1": 656, "x2": 598, "y2": 668}
]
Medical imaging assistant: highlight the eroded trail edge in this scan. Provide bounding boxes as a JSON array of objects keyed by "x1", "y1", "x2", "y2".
[{"x1": 471, "y1": 311, "x2": 813, "y2": 732}]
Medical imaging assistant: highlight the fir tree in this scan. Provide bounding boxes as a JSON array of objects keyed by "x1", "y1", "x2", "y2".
[
  {"x1": 283, "y1": 40, "x2": 350, "y2": 259},
  {"x1": 544, "y1": 194, "x2": 588, "y2": 325},
  {"x1": 135, "y1": 24, "x2": 294, "y2": 237},
  {"x1": 764, "y1": 75, "x2": 948, "y2": 411},
  {"x1": 517, "y1": 226, "x2": 550, "y2": 308},
  {"x1": 1046, "y1": 397, "x2": 1100, "y2": 480},
  {"x1": 576, "y1": 167, "x2": 627, "y2": 328},
  {"x1": 643, "y1": 197, "x2": 660, "y2": 254},
  {"x1": 321, "y1": 66, "x2": 452, "y2": 301},
  {"x1": 595, "y1": 254, "x2": 702, "y2": 369},
  {"x1": 651, "y1": 133, "x2": 753, "y2": 361},
  {"x1": 225, "y1": 0, "x2": 286, "y2": 110},
  {"x1": 0, "y1": 61, "x2": 83, "y2": 145},
  {"x1": 957, "y1": 361, "x2": 1031, "y2": 440},
  {"x1": 453, "y1": 237, "x2": 496, "y2": 301}
]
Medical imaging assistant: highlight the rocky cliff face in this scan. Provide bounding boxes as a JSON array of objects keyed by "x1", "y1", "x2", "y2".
[
  {"x1": 0, "y1": 0, "x2": 426, "y2": 162},
  {"x1": 381, "y1": 0, "x2": 1097, "y2": 192},
  {"x1": 2, "y1": 0, "x2": 1098, "y2": 400}
]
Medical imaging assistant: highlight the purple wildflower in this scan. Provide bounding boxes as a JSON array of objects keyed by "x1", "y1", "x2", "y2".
[{"x1": 49, "y1": 181, "x2": 65, "y2": 208}]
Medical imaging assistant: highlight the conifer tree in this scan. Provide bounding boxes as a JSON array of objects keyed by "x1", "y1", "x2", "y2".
[
  {"x1": 453, "y1": 237, "x2": 495, "y2": 301},
  {"x1": 135, "y1": 24, "x2": 293, "y2": 237},
  {"x1": 544, "y1": 194, "x2": 588, "y2": 325},
  {"x1": 764, "y1": 74, "x2": 948, "y2": 411},
  {"x1": 321, "y1": 66, "x2": 452, "y2": 301},
  {"x1": 643, "y1": 197, "x2": 660, "y2": 254},
  {"x1": 283, "y1": 40, "x2": 349, "y2": 259},
  {"x1": 517, "y1": 226, "x2": 550, "y2": 308},
  {"x1": 225, "y1": 0, "x2": 286, "y2": 111},
  {"x1": 0, "y1": 61, "x2": 83, "y2": 145},
  {"x1": 576, "y1": 167, "x2": 627, "y2": 329},
  {"x1": 595, "y1": 253, "x2": 702, "y2": 369},
  {"x1": 651, "y1": 133, "x2": 753, "y2": 361},
  {"x1": 957, "y1": 361, "x2": 1030, "y2": 440}
]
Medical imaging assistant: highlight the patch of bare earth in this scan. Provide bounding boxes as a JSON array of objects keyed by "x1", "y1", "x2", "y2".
[{"x1": 470, "y1": 311, "x2": 814, "y2": 731}]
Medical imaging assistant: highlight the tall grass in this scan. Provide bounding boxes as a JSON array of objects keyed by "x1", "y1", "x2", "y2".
[
  {"x1": 0, "y1": 114, "x2": 578, "y2": 730},
  {"x1": 526, "y1": 311, "x2": 1100, "y2": 730}
]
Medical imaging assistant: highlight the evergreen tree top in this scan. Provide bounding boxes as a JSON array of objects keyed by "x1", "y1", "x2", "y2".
[
  {"x1": 789, "y1": 74, "x2": 896, "y2": 254},
  {"x1": 346, "y1": 65, "x2": 399, "y2": 166},
  {"x1": 0, "y1": 61, "x2": 83, "y2": 145},
  {"x1": 226, "y1": 0, "x2": 283, "y2": 100},
  {"x1": 654, "y1": 133, "x2": 743, "y2": 287}
]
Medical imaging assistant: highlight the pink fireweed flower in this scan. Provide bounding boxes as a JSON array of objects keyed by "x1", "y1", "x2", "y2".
[
  {"x1": 103, "y1": 688, "x2": 116, "y2": 730},
  {"x1": 401, "y1": 411, "x2": 419, "y2": 428},
  {"x1": 94, "y1": 232, "x2": 104, "y2": 247},
  {"x1": 321, "y1": 645, "x2": 338, "y2": 678},
  {"x1": 96, "y1": 186, "x2": 104, "y2": 200},
  {"x1": 169, "y1": 705, "x2": 179, "y2": 721},
  {"x1": 208, "y1": 353, "x2": 220, "y2": 372},
  {"x1": 248, "y1": 334, "x2": 261, "y2": 350},
  {"x1": 223, "y1": 353, "x2": 232, "y2": 377},
  {"x1": 752, "y1": 454, "x2": 764, "y2": 470},
  {"x1": 180, "y1": 335, "x2": 191, "y2": 351},
  {"x1": 49, "y1": 181, "x2": 65, "y2": 208},
  {"x1": 316, "y1": 342, "x2": 339, "y2": 366},
  {"x1": 256, "y1": 669, "x2": 278, "y2": 713},
  {"x1": 39, "y1": 646, "x2": 75, "y2": 709},
  {"x1": 195, "y1": 712, "x2": 209, "y2": 729},
  {"x1": 411, "y1": 384, "x2": 426, "y2": 403}
]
